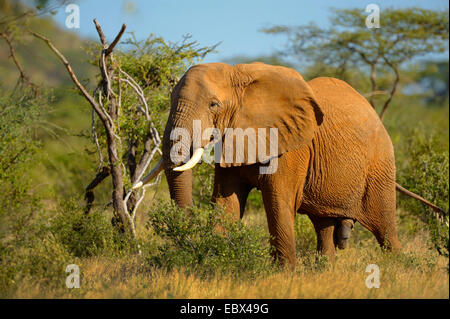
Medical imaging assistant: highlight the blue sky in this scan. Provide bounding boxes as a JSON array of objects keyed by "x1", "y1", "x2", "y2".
[{"x1": 51, "y1": 0, "x2": 449, "y2": 63}]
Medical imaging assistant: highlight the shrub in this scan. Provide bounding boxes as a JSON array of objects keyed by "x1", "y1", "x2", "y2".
[
  {"x1": 397, "y1": 130, "x2": 449, "y2": 257},
  {"x1": 0, "y1": 89, "x2": 68, "y2": 294},
  {"x1": 0, "y1": 234, "x2": 73, "y2": 295},
  {"x1": 146, "y1": 201, "x2": 274, "y2": 277},
  {"x1": 0, "y1": 90, "x2": 44, "y2": 244},
  {"x1": 49, "y1": 198, "x2": 136, "y2": 258}
]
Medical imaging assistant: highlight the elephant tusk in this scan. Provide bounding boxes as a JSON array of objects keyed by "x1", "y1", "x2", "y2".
[
  {"x1": 173, "y1": 148, "x2": 204, "y2": 172},
  {"x1": 132, "y1": 159, "x2": 163, "y2": 190}
]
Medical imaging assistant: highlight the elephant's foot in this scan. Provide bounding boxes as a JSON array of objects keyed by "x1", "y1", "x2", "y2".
[{"x1": 335, "y1": 218, "x2": 354, "y2": 249}]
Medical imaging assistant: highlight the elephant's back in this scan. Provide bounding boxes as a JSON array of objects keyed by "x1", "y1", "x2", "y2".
[
  {"x1": 308, "y1": 77, "x2": 381, "y2": 131},
  {"x1": 307, "y1": 77, "x2": 390, "y2": 154},
  {"x1": 302, "y1": 77, "x2": 394, "y2": 216}
]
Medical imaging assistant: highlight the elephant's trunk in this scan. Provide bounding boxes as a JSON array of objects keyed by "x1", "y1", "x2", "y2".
[
  {"x1": 164, "y1": 168, "x2": 193, "y2": 208},
  {"x1": 162, "y1": 112, "x2": 195, "y2": 208}
]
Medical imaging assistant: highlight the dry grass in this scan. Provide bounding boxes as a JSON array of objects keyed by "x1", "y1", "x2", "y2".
[
  {"x1": 10, "y1": 210, "x2": 449, "y2": 299},
  {"x1": 13, "y1": 250, "x2": 448, "y2": 299}
]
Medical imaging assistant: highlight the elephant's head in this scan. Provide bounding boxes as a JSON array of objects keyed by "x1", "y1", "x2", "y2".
[{"x1": 136, "y1": 62, "x2": 323, "y2": 207}]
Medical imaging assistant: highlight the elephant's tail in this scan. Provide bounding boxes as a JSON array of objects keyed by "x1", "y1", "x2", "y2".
[{"x1": 395, "y1": 183, "x2": 447, "y2": 215}]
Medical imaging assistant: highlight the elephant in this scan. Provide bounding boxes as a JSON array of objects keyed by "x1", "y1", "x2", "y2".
[{"x1": 133, "y1": 62, "x2": 444, "y2": 267}]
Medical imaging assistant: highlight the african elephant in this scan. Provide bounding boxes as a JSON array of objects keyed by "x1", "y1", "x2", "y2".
[{"x1": 134, "y1": 62, "x2": 440, "y2": 267}]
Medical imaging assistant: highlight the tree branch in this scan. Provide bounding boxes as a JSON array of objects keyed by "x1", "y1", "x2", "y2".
[
  {"x1": 93, "y1": 18, "x2": 108, "y2": 48},
  {"x1": 0, "y1": 32, "x2": 38, "y2": 94},
  {"x1": 368, "y1": 61, "x2": 378, "y2": 108},
  {"x1": 363, "y1": 90, "x2": 389, "y2": 98},
  {"x1": 379, "y1": 58, "x2": 401, "y2": 121},
  {"x1": 106, "y1": 24, "x2": 126, "y2": 56},
  {"x1": 30, "y1": 31, "x2": 110, "y2": 127},
  {"x1": 84, "y1": 166, "x2": 111, "y2": 214},
  {"x1": 91, "y1": 109, "x2": 103, "y2": 170}
]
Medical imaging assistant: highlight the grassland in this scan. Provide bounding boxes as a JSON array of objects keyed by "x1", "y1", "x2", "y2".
[
  {"x1": 7, "y1": 208, "x2": 449, "y2": 299},
  {"x1": 0, "y1": 10, "x2": 448, "y2": 299}
]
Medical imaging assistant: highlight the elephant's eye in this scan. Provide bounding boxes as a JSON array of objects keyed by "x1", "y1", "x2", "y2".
[{"x1": 209, "y1": 101, "x2": 220, "y2": 108}]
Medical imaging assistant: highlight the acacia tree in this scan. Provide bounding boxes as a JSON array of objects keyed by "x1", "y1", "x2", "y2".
[
  {"x1": 32, "y1": 20, "x2": 214, "y2": 243},
  {"x1": 263, "y1": 7, "x2": 449, "y2": 120}
]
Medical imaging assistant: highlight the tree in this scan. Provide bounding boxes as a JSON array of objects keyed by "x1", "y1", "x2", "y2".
[
  {"x1": 414, "y1": 60, "x2": 449, "y2": 103},
  {"x1": 263, "y1": 7, "x2": 449, "y2": 120},
  {"x1": 32, "y1": 20, "x2": 215, "y2": 247},
  {"x1": 0, "y1": 0, "x2": 69, "y2": 94}
]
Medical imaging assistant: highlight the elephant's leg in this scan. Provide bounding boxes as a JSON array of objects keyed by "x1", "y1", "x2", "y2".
[
  {"x1": 358, "y1": 179, "x2": 401, "y2": 251},
  {"x1": 212, "y1": 166, "x2": 252, "y2": 220},
  {"x1": 360, "y1": 210, "x2": 401, "y2": 251},
  {"x1": 334, "y1": 218, "x2": 355, "y2": 249},
  {"x1": 308, "y1": 214, "x2": 336, "y2": 257},
  {"x1": 261, "y1": 194, "x2": 297, "y2": 268}
]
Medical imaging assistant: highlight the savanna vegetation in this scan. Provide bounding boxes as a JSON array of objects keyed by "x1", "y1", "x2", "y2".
[{"x1": 0, "y1": 1, "x2": 448, "y2": 298}]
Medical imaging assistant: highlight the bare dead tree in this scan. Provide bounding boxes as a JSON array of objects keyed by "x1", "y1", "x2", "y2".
[{"x1": 31, "y1": 20, "x2": 162, "y2": 245}]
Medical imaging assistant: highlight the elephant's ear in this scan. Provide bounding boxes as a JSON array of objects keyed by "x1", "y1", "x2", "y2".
[{"x1": 219, "y1": 63, "x2": 324, "y2": 167}]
